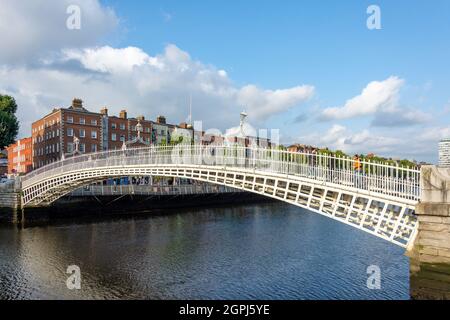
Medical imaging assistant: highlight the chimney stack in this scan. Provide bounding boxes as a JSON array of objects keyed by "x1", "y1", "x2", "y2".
[
  {"x1": 100, "y1": 107, "x2": 108, "y2": 116},
  {"x1": 156, "y1": 115, "x2": 166, "y2": 124},
  {"x1": 119, "y1": 110, "x2": 127, "y2": 119},
  {"x1": 136, "y1": 115, "x2": 145, "y2": 121},
  {"x1": 72, "y1": 98, "x2": 83, "y2": 109}
]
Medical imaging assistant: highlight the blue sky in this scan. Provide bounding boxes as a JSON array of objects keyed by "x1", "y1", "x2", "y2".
[
  {"x1": 1, "y1": 0, "x2": 449, "y2": 162},
  {"x1": 105, "y1": 0, "x2": 449, "y2": 93}
]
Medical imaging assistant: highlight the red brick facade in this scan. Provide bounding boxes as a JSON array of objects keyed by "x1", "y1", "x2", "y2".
[
  {"x1": 32, "y1": 99, "x2": 103, "y2": 168},
  {"x1": 27, "y1": 98, "x2": 271, "y2": 171},
  {"x1": 6, "y1": 137, "x2": 33, "y2": 174}
]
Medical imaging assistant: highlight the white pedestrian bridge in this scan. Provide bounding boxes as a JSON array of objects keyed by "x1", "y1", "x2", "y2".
[{"x1": 20, "y1": 145, "x2": 421, "y2": 248}]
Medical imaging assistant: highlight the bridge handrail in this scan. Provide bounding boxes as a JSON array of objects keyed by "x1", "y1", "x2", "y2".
[
  {"x1": 70, "y1": 184, "x2": 239, "y2": 196},
  {"x1": 21, "y1": 145, "x2": 421, "y2": 201}
]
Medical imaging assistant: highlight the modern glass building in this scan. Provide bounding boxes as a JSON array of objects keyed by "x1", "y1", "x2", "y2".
[{"x1": 438, "y1": 139, "x2": 450, "y2": 167}]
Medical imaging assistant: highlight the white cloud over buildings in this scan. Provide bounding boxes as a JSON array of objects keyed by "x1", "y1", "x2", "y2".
[
  {"x1": 321, "y1": 76, "x2": 404, "y2": 120},
  {"x1": 0, "y1": 0, "x2": 445, "y2": 162},
  {"x1": 0, "y1": 1, "x2": 315, "y2": 138}
]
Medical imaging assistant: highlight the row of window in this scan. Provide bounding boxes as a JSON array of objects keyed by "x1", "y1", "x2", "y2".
[
  {"x1": 33, "y1": 130, "x2": 60, "y2": 143},
  {"x1": 12, "y1": 144, "x2": 30, "y2": 152},
  {"x1": 66, "y1": 116, "x2": 98, "y2": 126},
  {"x1": 35, "y1": 158, "x2": 58, "y2": 168},
  {"x1": 111, "y1": 133, "x2": 126, "y2": 142},
  {"x1": 34, "y1": 144, "x2": 60, "y2": 156},
  {"x1": 109, "y1": 133, "x2": 153, "y2": 143},
  {"x1": 111, "y1": 123, "x2": 126, "y2": 130},
  {"x1": 33, "y1": 142, "x2": 100, "y2": 157},
  {"x1": 110, "y1": 123, "x2": 153, "y2": 133},
  {"x1": 32, "y1": 119, "x2": 60, "y2": 133},
  {"x1": 67, "y1": 143, "x2": 97, "y2": 153},
  {"x1": 12, "y1": 155, "x2": 28, "y2": 163},
  {"x1": 67, "y1": 128, "x2": 97, "y2": 139},
  {"x1": 13, "y1": 164, "x2": 31, "y2": 173}
]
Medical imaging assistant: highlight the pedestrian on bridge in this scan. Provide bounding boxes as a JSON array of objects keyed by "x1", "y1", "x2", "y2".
[{"x1": 353, "y1": 155, "x2": 362, "y2": 188}]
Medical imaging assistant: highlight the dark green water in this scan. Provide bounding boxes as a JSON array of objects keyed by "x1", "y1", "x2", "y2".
[{"x1": 0, "y1": 203, "x2": 409, "y2": 299}]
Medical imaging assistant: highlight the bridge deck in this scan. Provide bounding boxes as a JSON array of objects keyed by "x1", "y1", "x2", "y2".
[{"x1": 20, "y1": 145, "x2": 421, "y2": 248}]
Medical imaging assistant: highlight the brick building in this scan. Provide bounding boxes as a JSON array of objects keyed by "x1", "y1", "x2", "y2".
[
  {"x1": 6, "y1": 137, "x2": 33, "y2": 174},
  {"x1": 29, "y1": 98, "x2": 273, "y2": 171},
  {"x1": 32, "y1": 98, "x2": 103, "y2": 168},
  {"x1": 31, "y1": 98, "x2": 195, "y2": 169}
]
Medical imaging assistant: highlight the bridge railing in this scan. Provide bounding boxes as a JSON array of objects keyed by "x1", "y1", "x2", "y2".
[
  {"x1": 70, "y1": 184, "x2": 239, "y2": 196},
  {"x1": 21, "y1": 145, "x2": 421, "y2": 201}
]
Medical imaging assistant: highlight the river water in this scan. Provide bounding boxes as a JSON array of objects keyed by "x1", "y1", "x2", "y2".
[{"x1": 0, "y1": 203, "x2": 409, "y2": 300}]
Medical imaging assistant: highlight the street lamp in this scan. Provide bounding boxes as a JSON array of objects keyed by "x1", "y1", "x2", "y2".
[
  {"x1": 239, "y1": 111, "x2": 247, "y2": 138},
  {"x1": 136, "y1": 120, "x2": 143, "y2": 139}
]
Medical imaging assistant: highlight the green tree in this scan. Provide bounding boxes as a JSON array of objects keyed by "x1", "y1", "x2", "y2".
[{"x1": 0, "y1": 95, "x2": 19, "y2": 149}]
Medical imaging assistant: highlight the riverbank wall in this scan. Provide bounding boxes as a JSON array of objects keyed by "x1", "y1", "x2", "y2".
[
  {"x1": 1, "y1": 191, "x2": 272, "y2": 225},
  {"x1": 0, "y1": 191, "x2": 21, "y2": 223},
  {"x1": 409, "y1": 166, "x2": 450, "y2": 300}
]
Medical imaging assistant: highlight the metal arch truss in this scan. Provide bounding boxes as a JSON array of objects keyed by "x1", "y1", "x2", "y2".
[{"x1": 22, "y1": 163, "x2": 418, "y2": 248}]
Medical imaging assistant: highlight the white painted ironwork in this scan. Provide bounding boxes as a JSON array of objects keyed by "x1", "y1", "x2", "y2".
[
  {"x1": 21, "y1": 145, "x2": 421, "y2": 248},
  {"x1": 70, "y1": 184, "x2": 239, "y2": 196}
]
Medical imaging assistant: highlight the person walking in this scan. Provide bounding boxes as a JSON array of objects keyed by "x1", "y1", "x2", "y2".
[
  {"x1": 353, "y1": 155, "x2": 362, "y2": 188},
  {"x1": 353, "y1": 155, "x2": 362, "y2": 173}
]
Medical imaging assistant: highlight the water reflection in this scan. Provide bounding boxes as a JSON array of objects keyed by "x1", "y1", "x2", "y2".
[{"x1": 0, "y1": 203, "x2": 409, "y2": 300}]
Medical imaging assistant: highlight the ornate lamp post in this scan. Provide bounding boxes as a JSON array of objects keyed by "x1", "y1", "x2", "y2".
[
  {"x1": 62, "y1": 135, "x2": 81, "y2": 160},
  {"x1": 136, "y1": 120, "x2": 143, "y2": 140},
  {"x1": 73, "y1": 136, "x2": 80, "y2": 153},
  {"x1": 239, "y1": 111, "x2": 247, "y2": 138}
]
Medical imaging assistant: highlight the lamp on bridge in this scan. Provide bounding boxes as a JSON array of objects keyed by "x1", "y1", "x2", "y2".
[
  {"x1": 136, "y1": 120, "x2": 143, "y2": 139},
  {"x1": 62, "y1": 135, "x2": 82, "y2": 159},
  {"x1": 73, "y1": 136, "x2": 80, "y2": 153},
  {"x1": 239, "y1": 111, "x2": 248, "y2": 138},
  {"x1": 123, "y1": 119, "x2": 150, "y2": 149}
]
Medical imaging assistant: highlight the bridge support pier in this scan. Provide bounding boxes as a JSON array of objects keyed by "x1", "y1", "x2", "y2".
[{"x1": 409, "y1": 166, "x2": 450, "y2": 300}]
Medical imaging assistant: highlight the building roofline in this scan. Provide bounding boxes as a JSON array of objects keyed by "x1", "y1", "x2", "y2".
[{"x1": 31, "y1": 108, "x2": 62, "y2": 125}]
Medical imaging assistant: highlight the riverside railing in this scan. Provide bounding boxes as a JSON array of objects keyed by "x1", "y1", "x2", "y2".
[
  {"x1": 21, "y1": 145, "x2": 421, "y2": 202},
  {"x1": 70, "y1": 184, "x2": 240, "y2": 197}
]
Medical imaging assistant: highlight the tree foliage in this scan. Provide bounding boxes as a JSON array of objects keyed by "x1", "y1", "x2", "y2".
[{"x1": 0, "y1": 95, "x2": 19, "y2": 149}]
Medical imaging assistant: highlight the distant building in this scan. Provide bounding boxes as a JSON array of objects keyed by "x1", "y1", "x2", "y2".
[
  {"x1": 30, "y1": 98, "x2": 194, "y2": 169},
  {"x1": 32, "y1": 98, "x2": 103, "y2": 168},
  {"x1": 439, "y1": 139, "x2": 450, "y2": 167},
  {"x1": 6, "y1": 137, "x2": 33, "y2": 174},
  {"x1": 287, "y1": 144, "x2": 318, "y2": 153},
  {"x1": 287, "y1": 144, "x2": 305, "y2": 153}
]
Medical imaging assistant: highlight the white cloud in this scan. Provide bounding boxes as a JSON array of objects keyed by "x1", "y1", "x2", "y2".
[
  {"x1": 0, "y1": 0, "x2": 118, "y2": 64},
  {"x1": 0, "y1": 0, "x2": 440, "y2": 163},
  {"x1": 418, "y1": 127, "x2": 450, "y2": 142},
  {"x1": 237, "y1": 85, "x2": 314, "y2": 120},
  {"x1": 58, "y1": 45, "x2": 314, "y2": 124},
  {"x1": 371, "y1": 109, "x2": 432, "y2": 127},
  {"x1": 63, "y1": 46, "x2": 162, "y2": 73},
  {"x1": 300, "y1": 125, "x2": 401, "y2": 155},
  {"x1": 1, "y1": 44, "x2": 315, "y2": 138},
  {"x1": 297, "y1": 123, "x2": 450, "y2": 163},
  {"x1": 321, "y1": 76, "x2": 404, "y2": 120}
]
